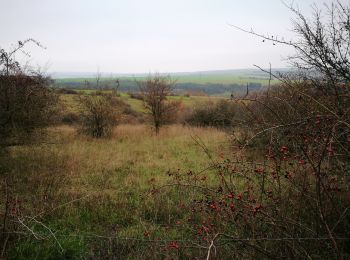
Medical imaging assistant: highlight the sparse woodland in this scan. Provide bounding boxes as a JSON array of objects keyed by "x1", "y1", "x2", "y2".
[{"x1": 1, "y1": 1, "x2": 350, "y2": 259}]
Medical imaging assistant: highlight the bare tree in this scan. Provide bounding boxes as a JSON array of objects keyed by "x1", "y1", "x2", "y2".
[
  {"x1": 113, "y1": 79, "x2": 120, "y2": 96},
  {"x1": 231, "y1": 1, "x2": 350, "y2": 84},
  {"x1": 139, "y1": 74, "x2": 179, "y2": 134},
  {"x1": 96, "y1": 68, "x2": 102, "y2": 90},
  {"x1": 84, "y1": 79, "x2": 91, "y2": 89},
  {"x1": 108, "y1": 74, "x2": 120, "y2": 96}
]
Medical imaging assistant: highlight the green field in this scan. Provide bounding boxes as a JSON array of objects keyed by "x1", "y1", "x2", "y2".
[
  {"x1": 173, "y1": 74, "x2": 274, "y2": 85},
  {"x1": 54, "y1": 69, "x2": 278, "y2": 97},
  {"x1": 57, "y1": 74, "x2": 274, "y2": 85}
]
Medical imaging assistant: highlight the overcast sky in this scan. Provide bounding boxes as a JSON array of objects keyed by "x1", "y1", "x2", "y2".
[{"x1": 0, "y1": 0, "x2": 340, "y2": 74}]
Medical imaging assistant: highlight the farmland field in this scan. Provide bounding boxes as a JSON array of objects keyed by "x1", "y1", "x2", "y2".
[
  {"x1": 53, "y1": 69, "x2": 279, "y2": 96},
  {"x1": 56, "y1": 74, "x2": 274, "y2": 85}
]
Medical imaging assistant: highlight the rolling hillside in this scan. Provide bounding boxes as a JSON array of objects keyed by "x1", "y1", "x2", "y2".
[{"x1": 53, "y1": 68, "x2": 283, "y2": 96}]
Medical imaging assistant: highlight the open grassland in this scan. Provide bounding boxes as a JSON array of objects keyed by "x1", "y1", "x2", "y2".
[
  {"x1": 59, "y1": 92, "x2": 226, "y2": 114},
  {"x1": 1, "y1": 125, "x2": 230, "y2": 259},
  {"x1": 167, "y1": 95, "x2": 225, "y2": 107}
]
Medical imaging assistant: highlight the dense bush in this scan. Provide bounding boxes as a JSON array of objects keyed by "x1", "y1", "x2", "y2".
[
  {"x1": 0, "y1": 40, "x2": 58, "y2": 147},
  {"x1": 185, "y1": 99, "x2": 236, "y2": 128},
  {"x1": 61, "y1": 112, "x2": 80, "y2": 125},
  {"x1": 56, "y1": 88, "x2": 78, "y2": 95},
  {"x1": 78, "y1": 93, "x2": 118, "y2": 138}
]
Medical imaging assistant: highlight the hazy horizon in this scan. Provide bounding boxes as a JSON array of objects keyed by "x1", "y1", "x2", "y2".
[
  {"x1": 50, "y1": 67, "x2": 292, "y2": 78},
  {"x1": 2, "y1": 0, "x2": 345, "y2": 74}
]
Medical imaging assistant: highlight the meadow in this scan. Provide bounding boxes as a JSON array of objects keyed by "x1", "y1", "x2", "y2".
[
  {"x1": 60, "y1": 91, "x2": 226, "y2": 114},
  {"x1": 2, "y1": 80, "x2": 349, "y2": 259},
  {"x1": 2, "y1": 87, "x2": 350, "y2": 259},
  {"x1": 1, "y1": 124, "x2": 230, "y2": 259},
  {"x1": 2, "y1": 1, "x2": 350, "y2": 258}
]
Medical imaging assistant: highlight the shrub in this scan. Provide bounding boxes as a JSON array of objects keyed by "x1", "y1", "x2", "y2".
[
  {"x1": 56, "y1": 88, "x2": 78, "y2": 95},
  {"x1": 61, "y1": 112, "x2": 80, "y2": 125},
  {"x1": 78, "y1": 93, "x2": 118, "y2": 138},
  {"x1": 127, "y1": 92, "x2": 144, "y2": 100},
  {"x1": 0, "y1": 40, "x2": 58, "y2": 147},
  {"x1": 185, "y1": 99, "x2": 236, "y2": 128}
]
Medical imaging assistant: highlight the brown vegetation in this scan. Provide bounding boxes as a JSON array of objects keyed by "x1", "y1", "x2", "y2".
[
  {"x1": 78, "y1": 93, "x2": 119, "y2": 138},
  {"x1": 152, "y1": 2, "x2": 350, "y2": 258},
  {"x1": 0, "y1": 40, "x2": 58, "y2": 147},
  {"x1": 139, "y1": 75, "x2": 182, "y2": 133},
  {"x1": 1, "y1": 1, "x2": 350, "y2": 259},
  {"x1": 185, "y1": 99, "x2": 237, "y2": 128}
]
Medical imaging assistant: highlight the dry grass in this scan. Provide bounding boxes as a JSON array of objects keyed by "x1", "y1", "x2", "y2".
[
  {"x1": 56, "y1": 124, "x2": 228, "y2": 191},
  {"x1": 1, "y1": 124, "x2": 229, "y2": 258}
]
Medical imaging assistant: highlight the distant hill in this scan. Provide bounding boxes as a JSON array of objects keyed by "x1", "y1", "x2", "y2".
[
  {"x1": 51, "y1": 68, "x2": 290, "y2": 79},
  {"x1": 52, "y1": 68, "x2": 289, "y2": 96}
]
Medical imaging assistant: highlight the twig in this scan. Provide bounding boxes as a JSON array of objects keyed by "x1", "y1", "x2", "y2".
[
  {"x1": 206, "y1": 233, "x2": 219, "y2": 260},
  {"x1": 17, "y1": 218, "x2": 42, "y2": 240},
  {"x1": 32, "y1": 218, "x2": 64, "y2": 253}
]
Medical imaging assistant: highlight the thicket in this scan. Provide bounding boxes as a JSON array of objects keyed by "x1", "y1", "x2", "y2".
[
  {"x1": 56, "y1": 88, "x2": 78, "y2": 95},
  {"x1": 185, "y1": 99, "x2": 237, "y2": 128},
  {"x1": 0, "y1": 39, "x2": 58, "y2": 147},
  {"x1": 78, "y1": 93, "x2": 119, "y2": 138}
]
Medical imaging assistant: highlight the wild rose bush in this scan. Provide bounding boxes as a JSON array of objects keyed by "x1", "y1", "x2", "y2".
[
  {"x1": 150, "y1": 102, "x2": 350, "y2": 258},
  {"x1": 148, "y1": 67, "x2": 350, "y2": 258}
]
